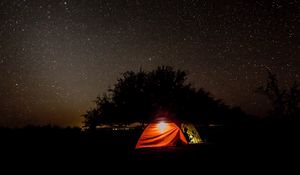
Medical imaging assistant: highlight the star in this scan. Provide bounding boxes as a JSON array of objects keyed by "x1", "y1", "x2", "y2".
[{"x1": 0, "y1": 0, "x2": 298, "y2": 127}]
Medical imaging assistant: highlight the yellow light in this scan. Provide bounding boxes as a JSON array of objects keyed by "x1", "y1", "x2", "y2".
[{"x1": 157, "y1": 121, "x2": 167, "y2": 132}]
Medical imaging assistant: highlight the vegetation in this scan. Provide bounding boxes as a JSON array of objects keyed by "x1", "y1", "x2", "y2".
[
  {"x1": 256, "y1": 71, "x2": 300, "y2": 119},
  {"x1": 0, "y1": 69, "x2": 299, "y2": 166},
  {"x1": 83, "y1": 66, "x2": 248, "y2": 130}
]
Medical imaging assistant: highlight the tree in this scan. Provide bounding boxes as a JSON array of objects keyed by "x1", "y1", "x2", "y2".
[
  {"x1": 286, "y1": 82, "x2": 300, "y2": 117},
  {"x1": 82, "y1": 108, "x2": 100, "y2": 131},
  {"x1": 256, "y1": 71, "x2": 300, "y2": 118},
  {"x1": 83, "y1": 66, "x2": 248, "y2": 130}
]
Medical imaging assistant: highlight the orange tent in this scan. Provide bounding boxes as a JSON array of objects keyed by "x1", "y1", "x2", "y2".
[{"x1": 135, "y1": 118, "x2": 188, "y2": 149}]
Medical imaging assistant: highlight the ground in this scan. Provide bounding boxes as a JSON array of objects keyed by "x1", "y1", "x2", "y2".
[{"x1": 0, "y1": 126, "x2": 299, "y2": 171}]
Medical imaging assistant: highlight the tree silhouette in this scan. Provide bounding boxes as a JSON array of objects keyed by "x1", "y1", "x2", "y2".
[
  {"x1": 82, "y1": 108, "x2": 101, "y2": 131},
  {"x1": 286, "y1": 82, "x2": 300, "y2": 117},
  {"x1": 83, "y1": 66, "x2": 248, "y2": 130},
  {"x1": 256, "y1": 71, "x2": 300, "y2": 118}
]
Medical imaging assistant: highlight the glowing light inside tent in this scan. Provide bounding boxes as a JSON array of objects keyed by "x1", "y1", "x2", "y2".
[{"x1": 157, "y1": 121, "x2": 167, "y2": 132}]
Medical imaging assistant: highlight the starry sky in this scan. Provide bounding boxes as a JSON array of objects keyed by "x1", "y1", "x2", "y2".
[{"x1": 0, "y1": 0, "x2": 299, "y2": 127}]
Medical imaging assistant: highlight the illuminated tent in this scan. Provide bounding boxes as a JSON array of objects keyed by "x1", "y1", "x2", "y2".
[
  {"x1": 135, "y1": 118, "x2": 188, "y2": 149},
  {"x1": 135, "y1": 111, "x2": 203, "y2": 149}
]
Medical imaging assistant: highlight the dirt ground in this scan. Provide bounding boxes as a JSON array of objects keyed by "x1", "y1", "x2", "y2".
[{"x1": 0, "y1": 127, "x2": 299, "y2": 171}]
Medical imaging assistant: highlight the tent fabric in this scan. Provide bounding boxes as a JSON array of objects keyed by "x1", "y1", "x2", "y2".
[
  {"x1": 135, "y1": 122, "x2": 188, "y2": 149},
  {"x1": 181, "y1": 123, "x2": 203, "y2": 144}
]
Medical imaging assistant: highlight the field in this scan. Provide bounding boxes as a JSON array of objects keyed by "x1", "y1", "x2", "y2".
[{"x1": 0, "y1": 123, "x2": 299, "y2": 171}]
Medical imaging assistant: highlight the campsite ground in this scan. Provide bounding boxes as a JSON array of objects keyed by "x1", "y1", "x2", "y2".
[{"x1": 1, "y1": 124, "x2": 299, "y2": 170}]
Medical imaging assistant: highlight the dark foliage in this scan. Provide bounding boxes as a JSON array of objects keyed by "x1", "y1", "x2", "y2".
[
  {"x1": 256, "y1": 71, "x2": 300, "y2": 119},
  {"x1": 83, "y1": 66, "x2": 250, "y2": 130}
]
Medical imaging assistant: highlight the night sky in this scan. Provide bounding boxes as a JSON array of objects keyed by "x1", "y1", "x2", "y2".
[{"x1": 0, "y1": 0, "x2": 299, "y2": 127}]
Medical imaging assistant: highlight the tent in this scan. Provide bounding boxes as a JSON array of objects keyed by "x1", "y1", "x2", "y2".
[
  {"x1": 181, "y1": 123, "x2": 203, "y2": 144},
  {"x1": 135, "y1": 112, "x2": 203, "y2": 149}
]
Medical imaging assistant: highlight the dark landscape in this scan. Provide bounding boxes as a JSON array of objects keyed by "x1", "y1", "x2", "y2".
[
  {"x1": 1, "y1": 119, "x2": 299, "y2": 168},
  {"x1": 0, "y1": 0, "x2": 299, "y2": 171}
]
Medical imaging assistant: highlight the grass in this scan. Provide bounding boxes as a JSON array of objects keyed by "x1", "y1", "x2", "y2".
[{"x1": 0, "y1": 123, "x2": 299, "y2": 170}]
